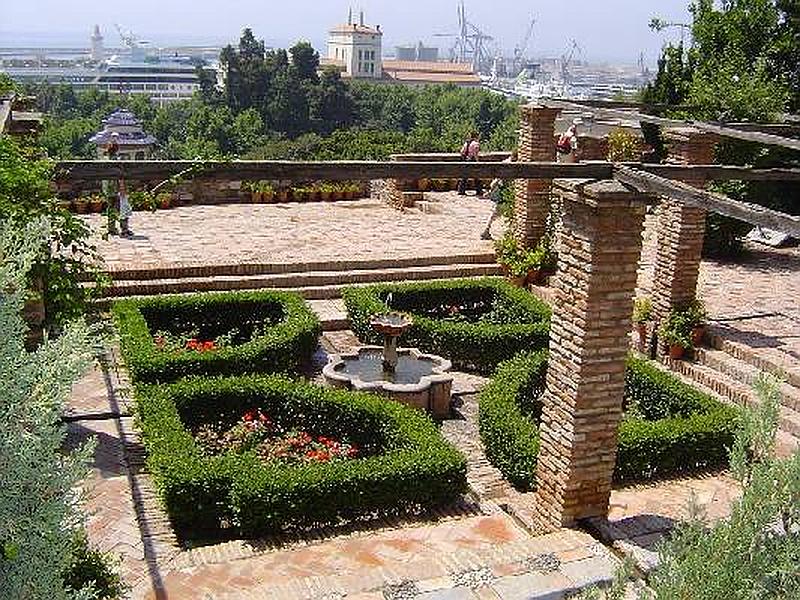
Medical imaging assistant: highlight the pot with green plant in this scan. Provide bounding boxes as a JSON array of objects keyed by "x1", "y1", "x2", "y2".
[
  {"x1": 685, "y1": 298, "x2": 708, "y2": 347},
  {"x1": 156, "y1": 192, "x2": 173, "y2": 210},
  {"x1": 259, "y1": 182, "x2": 275, "y2": 203},
  {"x1": 74, "y1": 197, "x2": 90, "y2": 214},
  {"x1": 659, "y1": 311, "x2": 692, "y2": 360},
  {"x1": 88, "y1": 195, "x2": 105, "y2": 214},
  {"x1": 633, "y1": 297, "x2": 652, "y2": 348}
]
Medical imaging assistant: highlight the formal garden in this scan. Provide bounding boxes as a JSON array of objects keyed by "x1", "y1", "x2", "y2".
[{"x1": 3, "y1": 0, "x2": 800, "y2": 597}]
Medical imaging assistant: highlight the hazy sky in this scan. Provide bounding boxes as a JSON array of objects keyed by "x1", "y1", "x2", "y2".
[{"x1": 1, "y1": 0, "x2": 693, "y2": 64}]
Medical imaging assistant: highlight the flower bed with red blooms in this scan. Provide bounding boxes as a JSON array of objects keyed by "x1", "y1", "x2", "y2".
[
  {"x1": 136, "y1": 375, "x2": 467, "y2": 541},
  {"x1": 195, "y1": 409, "x2": 360, "y2": 465},
  {"x1": 113, "y1": 290, "x2": 320, "y2": 382}
]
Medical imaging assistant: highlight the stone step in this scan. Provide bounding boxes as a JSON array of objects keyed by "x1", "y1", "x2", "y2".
[
  {"x1": 98, "y1": 263, "x2": 504, "y2": 298},
  {"x1": 706, "y1": 325, "x2": 800, "y2": 389},
  {"x1": 694, "y1": 347, "x2": 800, "y2": 413},
  {"x1": 661, "y1": 356, "x2": 800, "y2": 452},
  {"x1": 96, "y1": 252, "x2": 497, "y2": 282}
]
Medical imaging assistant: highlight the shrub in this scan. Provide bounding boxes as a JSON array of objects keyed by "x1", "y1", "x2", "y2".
[
  {"x1": 62, "y1": 532, "x2": 125, "y2": 599},
  {"x1": 113, "y1": 290, "x2": 321, "y2": 383},
  {"x1": 136, "y1": 375, "x2": 467, "y2": 540},
  {"x1": 342, "y1": 278, "x2": 551, "y2": 374},
  {"x1": 478, "y1": 352, "x2": 740, "y2": 488}
]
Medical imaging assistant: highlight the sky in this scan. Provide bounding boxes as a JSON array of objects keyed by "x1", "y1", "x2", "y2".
[{"x1": 0, "y1": 0, "x2": 693, "y2": 65}]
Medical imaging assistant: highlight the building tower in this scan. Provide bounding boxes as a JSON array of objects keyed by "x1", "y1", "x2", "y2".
[
  {"x1": 90, "y1": 25, "x2": 105, "y2": 62},
  {"x1": 327, "y1": 10, "x2": 382, "y2": 79}
]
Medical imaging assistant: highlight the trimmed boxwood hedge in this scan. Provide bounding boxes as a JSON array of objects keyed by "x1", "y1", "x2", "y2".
[
  {"x1": 136, "y1": 375, "x2": 467, "y2": 540},
  {"x1": 342, "y1": 278, "x2": 551, "y2": 374},
  {"x1": 479, "y1": 352, "x2": 740, "y2": 489},
  {"x1": 113, "y1": 290, "x2": 321, "y2": 383}
]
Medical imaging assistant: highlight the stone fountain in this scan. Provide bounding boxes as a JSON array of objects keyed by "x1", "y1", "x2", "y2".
[{"x1": 323, "y1": 312, "x2": 453, "y2": 418}]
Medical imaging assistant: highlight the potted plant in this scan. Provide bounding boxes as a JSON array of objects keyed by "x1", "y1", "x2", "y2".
[
  {"x1": 156, "y1": 192, "x2": 173, "y2": 210},
  {"x1": 319, "y1": 183, "x2": 332, "y2": 202},
  {"x1": 276, "y1": 188, "x2": 289, "y2": 202},
  {"x1": 685, "y1": 298, "x2": 708, "y2": 347},
  {"x1": 74, "y1": 197, "x2": 90, "y2": 214},
  {"x1": 659, "y1": 311, "x2": 692, "y2": 360},
  {"x1": 633, "y1": 297, "x2": 652, "y2": 347},
  {"x1": 243, "y1": 181, "x2": 259, "y2": 203},
  {"x1": 88, "y1": 195, "x2": 106, "y2": 213},
  {"x1": 418, "y1": 178, "x2": 430, "y2": 192},
  {"x1": 259, "y1": 182, "x2": 275, "y2": 203}
]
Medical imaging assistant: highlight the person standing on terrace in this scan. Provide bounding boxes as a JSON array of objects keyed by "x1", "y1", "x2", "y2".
[{"x1": 457, "y1": 131, "x2": 483, "y2": 196}]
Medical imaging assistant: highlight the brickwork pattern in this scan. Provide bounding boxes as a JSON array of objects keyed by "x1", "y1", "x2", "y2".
[
  {"x1": 534, "y1": 180, "x2": 647, "y2": 530},
  {"x1": 514, "y1": 105, "x2": 560, "y2": 248},
  {"x1": 651, "y1": 127, "x2": 720, "y2": 325}
]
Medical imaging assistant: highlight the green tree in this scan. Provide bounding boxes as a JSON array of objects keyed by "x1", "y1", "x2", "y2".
[{"x1": 0, "y1": 217, "x2": 96, "y2": 599}]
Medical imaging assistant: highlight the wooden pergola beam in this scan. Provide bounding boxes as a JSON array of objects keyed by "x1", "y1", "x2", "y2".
[
  {"x1": 614, "y1": 165, "x2": 800, "y2": 235},
  {"x1": 543, "y1": 99, "x2": 800, "y2": 152},
  {"x1": 53, "y1": 160, "x2": 615, "y2": 182},
  {"x1": 52, "y1": 159, "x2": 800, "y2": 184}
]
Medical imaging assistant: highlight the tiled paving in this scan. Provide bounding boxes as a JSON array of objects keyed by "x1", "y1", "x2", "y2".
[{"x1": 83, "y1": 194, "x2": 497, "y2": 275}]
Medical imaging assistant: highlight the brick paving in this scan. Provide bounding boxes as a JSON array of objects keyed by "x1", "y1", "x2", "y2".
[{"x1": 84, "y1": 194, "x2": 497, "y2": 275}]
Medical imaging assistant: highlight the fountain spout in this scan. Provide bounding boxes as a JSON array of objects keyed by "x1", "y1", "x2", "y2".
[{"x1": 369, "y1": 312, "x2": 413, "y2": 373}]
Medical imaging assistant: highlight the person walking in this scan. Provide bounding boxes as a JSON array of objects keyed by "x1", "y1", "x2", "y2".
[
  {"x1": 457, "y1": 131, "x2": 483, "y2": 196},
  {"x1": 480, "y1": 151, "x2": 516, "y2": 240},
  {"x1": 117, "y1": 178, "x2": 134, "y2": 237},
  {"x1": 556, "y1": 120, "x2": 580, "y2": 163}
]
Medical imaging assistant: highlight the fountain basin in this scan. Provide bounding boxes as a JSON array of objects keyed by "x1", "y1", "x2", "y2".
[{"x1": 323, "y1": 347, "x2": 453, "y2": 419}]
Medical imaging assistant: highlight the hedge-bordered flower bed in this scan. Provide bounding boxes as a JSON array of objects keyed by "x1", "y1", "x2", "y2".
[
  {"x1": 342, "y1": 278, "x2": 551, "y2": 374},
  {"x1": 136, "y1": 375, "x2": 467, "y2": 539},
  {"x1": 479, "y1": 352, "x2": 740, "y2": 489},
  {"x1": 113, "y1": 290, "x2": 321, "y2": 383}
]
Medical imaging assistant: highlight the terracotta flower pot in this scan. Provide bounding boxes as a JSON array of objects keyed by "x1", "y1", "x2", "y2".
[
  {"x1": 89, "y1": 199, "x2": 105, "y2": 213},
  {"x1": 320, "y1": 191, "x2": 331, "y2": 202},
  {"x1": 525, "y1": 269, "x2": 543, "y2": 286},
  {"x1": 508, "y1": 274, "x2": 526, "y2": 288},
  {"x1": 74, "y1": 200, "x2": 89, "y2": 214},
  {"x1": 251, "y1": 191, "x2": 262, "y2": 203},
  {"x1": 418, "y1": 178, "x2": 430, "y2": 191},
  {"x1": 159, "y1": 197, "x2": 172, "y2": 210},
  {"x1": 263, "y1": 191, "x2": 275, "y2": 203},
  {"x1": 668, "y1": 344, "x2": 685, "y2": 360},
  {"x1": 277, "y1": 190, "x2": 288, "y2": 202},
  {"x1": 691, "y1": 325, "x2": 705, "y2": 347}
]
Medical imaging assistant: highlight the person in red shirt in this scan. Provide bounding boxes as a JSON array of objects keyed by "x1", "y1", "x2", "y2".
[{"x1": 457, "y1": 131, "x2": 484, "y2": 196}]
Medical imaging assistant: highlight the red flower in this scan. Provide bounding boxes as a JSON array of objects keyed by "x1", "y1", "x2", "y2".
[
  {"x1": 202, "y1": 341, "x2": 216, "y2": 352},
  {"x1": 243, "y1": 410, "x2": 257, "y2": 422},
  {"x1": 186, "y1": 339, "x2": 198, "y2": 350},
  {"x1": 154, "y1": 336, "x2": 166, "y2": 349}
]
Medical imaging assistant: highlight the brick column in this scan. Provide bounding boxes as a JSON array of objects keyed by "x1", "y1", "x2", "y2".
[
  {"x1": 514, "y1": 105, "x2": 560, "y2": 249},
  {"x1": 534, "y1": 179, "x2": 647, "y2": 530},
  {"x1": 651, "y1": 127, "x2": 719, "y2": 325}
]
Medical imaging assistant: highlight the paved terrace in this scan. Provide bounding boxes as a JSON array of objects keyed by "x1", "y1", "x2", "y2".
[{"x1": 84, "y1": 194, "x2": 497, "y2": 273}]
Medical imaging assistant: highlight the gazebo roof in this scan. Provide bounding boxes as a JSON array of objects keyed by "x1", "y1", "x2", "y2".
[{"x1": 101, "y1": 108, "x2": 142, "y2": 127}]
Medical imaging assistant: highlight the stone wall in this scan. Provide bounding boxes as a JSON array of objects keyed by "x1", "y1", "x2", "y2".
[{"x1": 534, "y1": 179, "x2": 647, "y2": 530}]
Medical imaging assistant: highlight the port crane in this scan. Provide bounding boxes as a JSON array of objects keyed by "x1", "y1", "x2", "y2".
[
  {"x1": 434, "y1": 1, "x2": 494, "y2": 73},
  {"x1": 560, "y1": 39, "x2": 582, "y2": 83}
]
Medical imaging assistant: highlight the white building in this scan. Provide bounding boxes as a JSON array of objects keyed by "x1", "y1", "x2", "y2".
[
  {"x1": 327, "y1": 11, "x2": 382, "y2": 79},
  {"x1": 90, "y1": 25, "x2": 105, "y2": 63}
]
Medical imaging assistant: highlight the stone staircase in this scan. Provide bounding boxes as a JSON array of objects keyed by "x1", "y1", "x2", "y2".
[
  {"x1": 661, "y1": 325, "x2": 800, "y2": 456},
  {"x1": 95, "y1": 253, "x2": 501, "y2": 299}
]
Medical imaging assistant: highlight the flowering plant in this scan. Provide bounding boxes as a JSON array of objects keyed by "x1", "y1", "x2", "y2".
[
  {"x1": 195, "y1": 409, "x2": 359, "y2": 465},
  {"x1": 152, "y1": 328, "x2": 239, "y2": 353}
]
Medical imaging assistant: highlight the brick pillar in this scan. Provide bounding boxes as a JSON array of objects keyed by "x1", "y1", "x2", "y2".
[
  {"x1": 651, "y1": 127, "x2": 719, "y2": 325},
  {"x1": 514, "y1": 105, "x2": 560, "y2": 249},
  {"x1": 534, "y1": 179, "x2": 647, "y2": 530}
]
